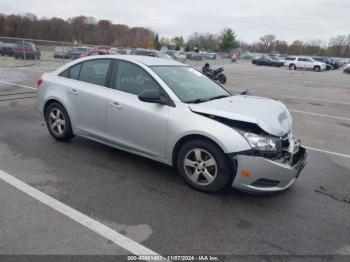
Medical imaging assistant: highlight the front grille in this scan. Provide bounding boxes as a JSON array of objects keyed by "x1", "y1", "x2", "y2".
[{"x1": 251, "y1": 179, "x2": 280, "y2": 188}]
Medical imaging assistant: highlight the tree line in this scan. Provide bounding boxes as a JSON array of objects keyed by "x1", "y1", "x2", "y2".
[
  {"x1": 239, "y1": 34, "x2": 350, "y2": 58},
  {"x1": 0, "y1": 13, "x2": 238, "y2": 52},
  {"x1": 1, "y1": 13, "x2": 349, "y2": 57},
  {"x1": 0, "y1": 13, "x2": 155, "y2": 48}
]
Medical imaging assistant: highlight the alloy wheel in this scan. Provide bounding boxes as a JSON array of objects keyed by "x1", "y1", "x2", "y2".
[
  {"x1": 48, "y1": 108, "x2": 66, "y2": 136},
  {"x1": 183, "y1": 148, "x2": 217, "y2": 186}
]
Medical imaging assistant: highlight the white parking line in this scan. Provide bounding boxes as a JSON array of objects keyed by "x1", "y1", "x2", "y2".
[
  {"x1": 1, "y1": 67, "x2": 47, "y2": 73},
  {"x1": 17, "y1": 67, "x2": 46, "y2": 73},
  {"x1": 0, "y1": 169, "x2": 163, "y2": 257},
  {"x1": 230, "y1": 88, "x2": 350, "y2": 106},
  {"x1": 0, "y1": 80, "x2": 37, "y2": 90},
  {"x1": 304, "y1": 146, "x2": 350, "y2": 159},
  {"x1": 278, "y1": 95, "x2": 350, "y2": 106},
  {"x1": 290, "y1": 109, "x2": 350, "y2": 121}
]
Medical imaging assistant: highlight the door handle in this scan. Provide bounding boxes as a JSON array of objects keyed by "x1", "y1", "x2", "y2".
[
  {"x1": 109, "y1": 101, "x2": 122, "y2": 109},
  {"x1": 70, "y1": 88, "x2": 78, "y2": 95}
]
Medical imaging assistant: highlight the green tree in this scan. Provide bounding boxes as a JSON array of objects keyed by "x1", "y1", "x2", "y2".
[
  {"x1": 171, "y1": 36, "x2": 184, "y2": 50},
  {"x1": 219, "y1": 28, "x2": 238, "y2": 52},
  {"x1": 153, "y1": 34, "x2": 161, "y2": 50}
]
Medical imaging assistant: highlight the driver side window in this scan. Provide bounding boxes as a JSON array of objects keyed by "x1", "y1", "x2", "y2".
[{"x1": 114, "y1": 61, "x2": 159, "y2": 95}]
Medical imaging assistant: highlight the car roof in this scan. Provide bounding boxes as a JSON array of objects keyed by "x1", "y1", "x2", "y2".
[
  {"x1": 79, "y1": 54, "x2": 187, "y2": 66},
  {"x1": 54, "y1": 55, "x2": 187, "y2": 75}
]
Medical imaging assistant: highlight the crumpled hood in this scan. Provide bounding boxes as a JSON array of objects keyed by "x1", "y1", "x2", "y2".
[{"x1": 190, "y1": 95, "x2": 292, "y2": 137}]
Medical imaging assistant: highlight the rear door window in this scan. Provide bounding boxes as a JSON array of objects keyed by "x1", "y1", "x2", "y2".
[
  {"x1": 70, "y1": 63, "x2": 82, "y2": 80},
  {"x1": 59, "y1": 63, "x2": 81, "y2": 79},
  {"x1": 78, "y1": 59, "x2": 112, "y2": 86}
]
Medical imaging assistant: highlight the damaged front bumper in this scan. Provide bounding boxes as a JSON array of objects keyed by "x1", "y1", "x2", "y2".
[{"x1": 231, "y1": 136, "x2": 307, "y2": 193}]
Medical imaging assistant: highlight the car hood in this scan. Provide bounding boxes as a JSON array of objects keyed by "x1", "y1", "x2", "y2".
[{"x1": 189, "y1": 95, "x2": 292, "y2": 137}]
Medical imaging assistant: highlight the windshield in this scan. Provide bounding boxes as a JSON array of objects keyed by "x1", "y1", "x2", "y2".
[{"x1": 152, "y1": 66, "x2": 231, "y2": 103}]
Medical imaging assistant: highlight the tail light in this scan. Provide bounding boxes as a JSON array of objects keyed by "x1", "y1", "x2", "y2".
[{"x1": 37, "y1": 78, "x2": 43, "y2": 88}]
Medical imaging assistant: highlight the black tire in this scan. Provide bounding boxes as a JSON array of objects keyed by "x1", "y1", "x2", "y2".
[
  {"x1": 218, "y1": 74, "x2": 227, "y2": 84},
  {"x1": 289, "y1": 64, "x2": 296, "y2": 70},
  {"x1": 314, "y1": 66, "x2": 321, "y2": 72},
  {"x1": 177, "y1": 139, "x2": 232, "y2": 192},
  {"x1": 45, "y1": 102, "x2": 74, "y2": 142}
]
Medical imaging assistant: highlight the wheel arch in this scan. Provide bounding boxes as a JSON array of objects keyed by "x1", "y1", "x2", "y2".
[
  {"x1": 171, "y1": 134, "x2": 228, "y2": 167},
  {"x1": 313, "y1": 65, "x2": 321, "y2": 71},
  {"x1": 44, "y1": 98, "x2": 67, "y2": 115}
]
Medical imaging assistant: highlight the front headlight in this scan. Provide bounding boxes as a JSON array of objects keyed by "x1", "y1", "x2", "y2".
[{"x1": 243, "y1": 133, "x2": 277, "y2": 151}]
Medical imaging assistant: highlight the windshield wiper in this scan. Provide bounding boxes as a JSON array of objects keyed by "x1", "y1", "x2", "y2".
[
  {"x1": 186, "y1": 98, "x2": 208, "y2": 104},
  {"x1": 208, "y1": 95, "x2": 231, "y2": 101}
]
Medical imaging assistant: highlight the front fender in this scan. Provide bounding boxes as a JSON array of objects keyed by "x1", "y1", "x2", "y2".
[{"x1": 166, "y1": 106, "x2": 251, "y2": 165}]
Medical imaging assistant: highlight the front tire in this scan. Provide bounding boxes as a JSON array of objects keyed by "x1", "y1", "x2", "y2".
[
  {"x1": 314, "y1": 66, "x2": 321, "y2": 72},
  {"x1": 45, "y1": 102, "x2": 74, "y2": 142},
  {"x1": 289, "y1": 64, "x2": 296, "y2": 70},
  {"x1": 177, "y1": 139, "x2": 231, "y2": 192}
]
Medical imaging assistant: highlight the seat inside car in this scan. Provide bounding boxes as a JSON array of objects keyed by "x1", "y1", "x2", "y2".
[{"x1": 80, "y1": 66, "x2": 97, "y2": 84}]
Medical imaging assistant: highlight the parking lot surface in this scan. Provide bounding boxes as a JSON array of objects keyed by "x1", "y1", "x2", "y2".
[{"x1": 0, "y1": 59, "x2": 349, "y2": 258}]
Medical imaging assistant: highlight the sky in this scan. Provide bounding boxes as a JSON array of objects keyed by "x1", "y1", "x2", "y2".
[{"x1": 0, "y1": 0, "x2": 349, "y2": 43}]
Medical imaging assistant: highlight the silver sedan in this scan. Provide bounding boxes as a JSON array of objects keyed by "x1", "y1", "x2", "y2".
[{"x1": 37, "y1": 55, "x2": 307, "y2": 193}]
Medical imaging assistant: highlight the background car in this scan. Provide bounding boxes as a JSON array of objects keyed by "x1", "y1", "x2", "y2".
[
  {"x1": 328, "y1": 58, "x2": 341, "y2": 69},
  {"x1": 13, "y1": 42, "x2": 41, "y2": 60},
  {"x1": 284, "y1": 56, "x2": 326, "y2": 72},
  {"x1": 166, "y1": 50, "x2": 186, "y2": 63},
  {"x1": 132, "y1": 49, "x2": 173, "y2": 60},
  {"x1": 252, "y1": 56, "x2": 284, "y2": 67},
  {"x1": 97, "y1": 45, "x2": 110, "y2": 51},
  {"x1": 344, "y1": 64, "x2": 350, "y2": 74},
  {"x1": 0, "y1": 43, "x2": 16, "y2": 57},
  {"x1": 54, "y1": 46, "x2": 72, "y2": 59},
  {"x1": 201, "y1": 52, "x2": 217, "y2": 60},
  {"x1": 79, "y1": 50, "x2": 115, "y2": 58},
  {"x1": 185, "y1": 52, "x2": 202, "y2": 61},
  {"x1": 313, "y1": 57, "x2": 334, "y2": 70},
  {"x1": 70, "y1": 46, "x2": 93, "y2": 60}
]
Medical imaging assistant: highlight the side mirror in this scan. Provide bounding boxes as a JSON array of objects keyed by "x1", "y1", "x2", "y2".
[{"x1": 138, "y1": 89, "x2": 168, "y2": 105}]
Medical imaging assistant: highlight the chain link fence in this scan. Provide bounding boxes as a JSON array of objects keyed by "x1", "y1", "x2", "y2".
[
  {"x1": 0, "y1": 36, "x2": 99, "y2": 69},
  {"x1": 0, "y1": 36, "x2": 239, "y2": 71}
]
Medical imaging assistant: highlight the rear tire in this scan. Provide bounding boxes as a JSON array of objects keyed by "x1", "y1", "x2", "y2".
[
  {"x1": 177, "y1": 139, "x2": 232, "y2": 193},
  {"x1": 314, "y1": 66, "x2": 321, "y2": 72},
  {"x1": 218, "y1": 74, "x2": 227, "y2": 84},
  {"x1": 45, "y1": 102, "x2": 74, "y2": 142}
]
